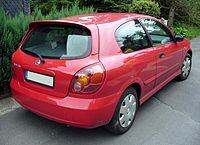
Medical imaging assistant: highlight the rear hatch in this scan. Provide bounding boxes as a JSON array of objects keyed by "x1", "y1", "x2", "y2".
[{"x1": 12, "y1": 21, "x2": 99, "y2": 98}]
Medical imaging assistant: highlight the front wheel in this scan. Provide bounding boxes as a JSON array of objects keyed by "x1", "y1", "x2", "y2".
[
  {"x1": 177, "y1": 53, "x2": 192, "y2": 81},
  {"x1": 105, "y1": 87, "x2": 138, "y2": 134}
]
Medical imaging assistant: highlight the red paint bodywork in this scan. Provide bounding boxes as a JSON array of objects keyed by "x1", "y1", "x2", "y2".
[{"x1": 10, "y1": 13, "x2": 192, "y2": 128}]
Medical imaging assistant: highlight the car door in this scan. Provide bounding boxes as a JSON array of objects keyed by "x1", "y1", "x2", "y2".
[
  {"x1": 114, "y1": 20, "x2": 156, "y2": 96},
  {"x1": 140, "y1": 18, "x2": 182, "y2": 86}
]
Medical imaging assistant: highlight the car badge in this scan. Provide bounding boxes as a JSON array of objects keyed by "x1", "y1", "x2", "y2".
[{"x1": 35, "y1": 60, "x2": 41, "y2": 65}]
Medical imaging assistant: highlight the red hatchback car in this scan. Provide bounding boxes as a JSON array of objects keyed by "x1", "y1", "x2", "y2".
[{"x1": 11, "y1": 13, "x2": 192, "y2": 134}]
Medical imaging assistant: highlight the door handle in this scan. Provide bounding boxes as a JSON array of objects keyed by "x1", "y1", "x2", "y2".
[{"x1": 159, "y1": 52, "x2": 165, "y2": 59}]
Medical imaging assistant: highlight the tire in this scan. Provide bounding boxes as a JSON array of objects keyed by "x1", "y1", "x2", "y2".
[
  {"x1": 177, "y1": 53, "x2": 192, "y2": 81},
  {"x1": 105, "y1": 87, "x2": 138, "y2": 134}
]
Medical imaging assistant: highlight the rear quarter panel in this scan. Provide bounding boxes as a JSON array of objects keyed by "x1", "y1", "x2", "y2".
[{"x1": 97, "y1": 20, "x2": 155, "y2": 103}]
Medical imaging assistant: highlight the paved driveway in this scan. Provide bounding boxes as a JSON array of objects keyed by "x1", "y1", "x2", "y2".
[{"x1": 0, "y1": 37, "x2": 200, "y2": 145}]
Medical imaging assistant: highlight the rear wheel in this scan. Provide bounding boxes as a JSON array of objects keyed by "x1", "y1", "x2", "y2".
[
  {"x1": 105, "y1": 87, "x2": 138, "y2": 134},
  {"x1": 177, "y1": 53, "x2": 192, "y2": 81}
]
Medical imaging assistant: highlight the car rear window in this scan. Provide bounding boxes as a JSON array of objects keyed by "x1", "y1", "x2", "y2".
[{"x1": 21, "y1": 25, "x2": 92, "y2": 59}]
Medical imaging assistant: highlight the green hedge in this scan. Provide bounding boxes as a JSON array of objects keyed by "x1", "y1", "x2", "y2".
[{"x1": 0, "y1": 5, "x2": 94, "y2": 94}]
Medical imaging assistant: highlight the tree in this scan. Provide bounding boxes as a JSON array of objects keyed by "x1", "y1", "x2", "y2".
[
  {"x1": 157, "y1": 0, "x2": 200, "y2": 27},
  {"x1": 167, "y1": 0, "x2": 175, "y2": 27}
]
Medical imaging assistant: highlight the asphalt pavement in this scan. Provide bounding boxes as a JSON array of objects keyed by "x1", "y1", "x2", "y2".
[{"x1": 0, "y1": 37, "x2": 200, "y2": 145}]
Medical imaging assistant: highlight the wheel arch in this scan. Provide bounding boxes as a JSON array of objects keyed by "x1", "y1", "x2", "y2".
[
  {"x1": 187, "y1": 49, "x2": 192, "y2": 57},
  {"x1": 130, "y1": 83, "x2": 141, "y2": 99}
]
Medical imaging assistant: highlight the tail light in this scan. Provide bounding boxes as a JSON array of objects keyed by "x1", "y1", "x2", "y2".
[{"x1": 70, "y1": 62, "x2": 105, "y2": 94}]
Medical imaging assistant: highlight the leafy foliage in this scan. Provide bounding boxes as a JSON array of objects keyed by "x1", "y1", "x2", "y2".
[
  {"x1": 128, "y1": 0, "x2": 160, "y2": 17},
  {"x1": 31, "y1": 0, "x2": 76, "y2": 14},
  {"x1": 172, "y1": 23, "x2": 200, "y2": 39},
  {"x1": 156, "y1": 0, "x2": 200, "y2": 26},
  {"x1": 78, "y1": 0, "x2": 132, "y2": 12},
  {"x1": 172, "y1": 25, "x2": 190, "y2": 38}
]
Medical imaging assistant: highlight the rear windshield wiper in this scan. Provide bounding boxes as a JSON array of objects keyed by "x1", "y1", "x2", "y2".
[{"x1": 22, "y1": 49, "x2": 45, "y2": 63}]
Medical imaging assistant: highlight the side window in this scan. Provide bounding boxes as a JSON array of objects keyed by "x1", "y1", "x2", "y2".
[
  {"x1": 140, "y1": 18, "x2": 173, "y2": 46},
  {"x1": 115, "y1": 20, "x2": 150, "y2": 53}
]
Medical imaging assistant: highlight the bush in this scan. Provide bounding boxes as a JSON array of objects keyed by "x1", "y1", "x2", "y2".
[
  {"x1": 172, "y1": 25, "x2": 190, "y2": 38},
  {"x1": 0, "y1": 5, "x2": 94, "y2": 94},
  {"x1": 172, "y1": 23, "x2": 200, "y2": 39},
  {"x1": 128, "y1": 0, "x2": 160, "y2": 18},
  {"x1": 31, "y1": 0, "x2": 75, "y2": 14},
  {"x1": 78, "y1": 0, "x2": 132, "y2": 12}
]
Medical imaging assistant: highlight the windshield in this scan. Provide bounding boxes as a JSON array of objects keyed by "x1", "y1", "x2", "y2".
[{"x1": 21, "y1": 25, "x2": 92, "y2": 59}]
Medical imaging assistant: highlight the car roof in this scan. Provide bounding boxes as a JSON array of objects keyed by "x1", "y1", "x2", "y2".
[
  {"x1": 58, "y1": 13, "x2": 148, "y2": 25},
  {"x1": 29, "y1": 13, "x2": 154, "y2": 30}
]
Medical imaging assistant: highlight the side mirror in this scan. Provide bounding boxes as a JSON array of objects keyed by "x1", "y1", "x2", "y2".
[{"x1": 175, "y1": 34, "x2": 184, "y2": 42}]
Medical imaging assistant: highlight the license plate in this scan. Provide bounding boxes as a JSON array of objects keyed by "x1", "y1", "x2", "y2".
[{"x1": 25, "y1": 71, "x2": 54, "y2": 87}]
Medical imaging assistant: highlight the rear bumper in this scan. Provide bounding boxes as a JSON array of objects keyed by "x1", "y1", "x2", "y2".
[{"x1": 10, "y1": 78, "x2": 118, "y2": 128}]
